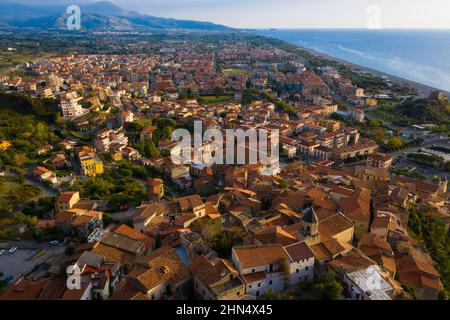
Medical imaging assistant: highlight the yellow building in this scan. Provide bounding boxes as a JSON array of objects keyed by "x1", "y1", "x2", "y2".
[
  {"x1": 0, "y1": 140, "x2": 11, "y2": 151},
  {"x1": 365, "y1": 97, "x2": 378, "y2": 107},
  {"x1": 78, "y1": 147, "x2": 104, "y2": 177},
  {"x1": 320, "y1": 120, "x2": 341, "y2": 132}
]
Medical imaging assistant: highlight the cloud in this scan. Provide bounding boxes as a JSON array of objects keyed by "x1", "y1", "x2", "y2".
[{"x1": 12, "y1": 0, "x2": 450, "y2": 28}]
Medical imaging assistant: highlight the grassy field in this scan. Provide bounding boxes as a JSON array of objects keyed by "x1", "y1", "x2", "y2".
[
  {"x1": 0, "y1": 52, "x2": 51, "y2": 75},
  {"x1": 200, "y1": 95, "x2": 234, "y2": 104},
  {"x1": 0, "y1": 178, "x2": 21, "y2": 198},
  {"x1": 222, "y1": 68, "x2": 250, "y2": 75}
]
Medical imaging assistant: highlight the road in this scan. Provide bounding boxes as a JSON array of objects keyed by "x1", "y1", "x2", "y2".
[
  {"x1": 0, "y1": 243, "x2": 66, "y2": 282},
  {"x1": 5, "y1": 170, "x2": 57, "y2": 198},
  {"x1": 0, "y1": 240, "x2": 58, "y2": 250}
]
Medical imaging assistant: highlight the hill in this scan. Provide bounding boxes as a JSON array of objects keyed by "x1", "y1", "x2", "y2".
[
  {"x1": 398, "y1": 91, "x2": 450, "y2": 125},
  {"x1": 0, "y1": 1, "x2": 233, "y2": 32}
]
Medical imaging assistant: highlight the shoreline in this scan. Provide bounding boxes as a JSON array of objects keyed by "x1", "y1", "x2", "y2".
[
  {"x1": 301, "y1": 46, "x2": 450, "y2": 99},
  {"x1": 255, "y1": 32, "x2": 450, "y2": 99}
]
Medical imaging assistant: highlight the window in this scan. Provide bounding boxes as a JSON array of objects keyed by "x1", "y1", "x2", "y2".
[
  {"x1": 237, "y1": 291, "x2": 240, "y2": 296},
  {"x1": 249, "y1": 285, "x2": 252, "y2": 288},
  {"x1": 305, "y1": 266, "x2": 309, "y2": 271},
  {"x1": 252, "y1": 269, "x2": 256, "y2": 273},
  {"x1": 256, "y1": 291, "x2": 260, "y2": 297},
  {"x1": 296, "y1": 269, "x2": 299, "y2": 273},
  {"x1": 269, "y1": 280, "x2": 272, "y2": 285},
  {"x1": 229, "y1": 275, "x2": 233, "y2": 281},
  {"x1": 258, "y1": 283, "x2": 261, "y2": 288}
]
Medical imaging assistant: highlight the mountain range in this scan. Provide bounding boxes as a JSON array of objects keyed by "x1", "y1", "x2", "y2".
[{"x1": 0, "y1": 1, "x2": 233, "y2": 32}]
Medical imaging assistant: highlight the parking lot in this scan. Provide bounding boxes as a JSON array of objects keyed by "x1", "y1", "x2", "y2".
[{"x1": 0, "y1": 248, "x2": 62, "y2": 282}]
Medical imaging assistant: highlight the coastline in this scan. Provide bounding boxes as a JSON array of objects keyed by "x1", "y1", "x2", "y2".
[
  {"x1": 254, "y1": 32, "x2": 450, "y2": 99},
  {"x1": 300, "y1": 46, "x2": 450, "y2": 98}
]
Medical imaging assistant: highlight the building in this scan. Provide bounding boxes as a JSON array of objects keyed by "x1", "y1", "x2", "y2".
[
  {"x1": 55, "y1": 208, "x2": 103, "y2": 238},
  {"x1": 78, "y1": 147, "x2": 104, "y2": 177},
  {"x1": 56, "y1": 191, "x2": 80, "y2": 213},
  {"x1": 73, "y1": 251, "x2": 122, "y2": 300},
  {"x1": 60, "y1": 91, "x2": 85, "y2": 118},
  {"x1": 283, "y1": 242, "x2": 315, "y2": 285},
  {"x1": 332, "y1": 139, "x2": 378, "y2": 161},
  {"x1": 190, "y1": 256, "x2": 245, "y2": 300},
  {"x1": 0, "y1": 278, "x2": 66, "y2": 300},
  {"x1": 350, "y1": 108, "x2": 365, "y2": 122},
  {"x1": 92, "y1": 231, "x2": 147, "y2": 272},
  {"x1": 111, "y1": 247, "x2": 191, "y2": 300},
  {"x1": 31, "y1": 166, "x2": 58, "y2": 185},
  {"x1": 0, "y1": 140, "x2": 11, "y2": 151},
  {"x1": 94, "y1": 128, "x2": 129, "y2": 153},
  {"x1": 396, "y1": 254, "x2": 441, "y2": 300},
  {"x1": 355, "y1": 166, "x2": 390, "y2": 181},
  {"x1": 145, "y1": 178, "x2": 164, "y2": 200},
  {"x1": 231, "y1": 242, "x2": 315, "y2": 297},
  {"x1": 367, "y1": 153, "x2": 393, "y2": 169},
  {"x1": 140, "y1": 126, "x2": 157, "y2": 142},
  {"x1": 50, "y1": 153, "x2": 68, "y2": 169},
  {"x1": 343, "y1": 265, "x2": 395, "y2": 300}
]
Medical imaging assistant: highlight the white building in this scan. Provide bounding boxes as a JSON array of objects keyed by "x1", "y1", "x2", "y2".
[
  {"x1": 60, "y1": 91, "x2": 85, "y2": 118},
  {"x1": 232, "y1": 242, "x2": 315, "y2": 297},
  {"x1": 344, "y1": 265, "x2": 394, "y2": 300},
  {"x1": 94, "y1": 128, "x2": 129, "y2": 153},
  {"x1": 283, "y1": 242, "x2": 315, "y2": 285}
]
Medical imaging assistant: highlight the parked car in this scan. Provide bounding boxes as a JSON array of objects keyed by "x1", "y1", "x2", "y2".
[
  {"x1": 50, "y1": 240, "x2": 59, "y2": 246},
  {"x1": 0, "y1": 250, "x2": 5, "y2": 256},
  {"x1": 8, "y1": 247, "x2": 18, "y2": 253}
]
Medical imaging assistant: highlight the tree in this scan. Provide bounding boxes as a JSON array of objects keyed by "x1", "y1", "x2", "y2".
[
  {"x1": 386, "y1": 137, "x2": 403, "y2": 149},
  {"x1": 13, "y1": 153, "x2": 27, "y2": 167},
  {"x1": 262, "y1": 288, "x2": 282, "y2": 300},
  {"x1": 370, "y1": 128, "x2": 386, "y2": 142},
  {"x1": 145, "y1": 141, "x2": 160, "y2": 158},
  {"x1": 280, "y1": 257, "x2": 291, "y2": 288},
  {"x1": 209, "y1": 231, "x2": 233, "y2": 259},
  {"x1": 295, "y1": 272, "x2": 343, "y2": 300},
  {"x1": 432, "y1": 176, "x2": 441, "y2": 185}
]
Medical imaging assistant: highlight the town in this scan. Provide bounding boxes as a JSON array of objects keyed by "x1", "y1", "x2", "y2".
[{"x1": 0, "y1": 32, "x2": 448, "y2": 301}]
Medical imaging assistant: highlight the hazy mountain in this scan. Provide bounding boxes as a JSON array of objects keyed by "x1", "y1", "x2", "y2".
[{"x1": 0, "y1": 1, "x2": 233, "y2": 31}]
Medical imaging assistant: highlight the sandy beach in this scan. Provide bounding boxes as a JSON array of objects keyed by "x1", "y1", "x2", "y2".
[{"x1": 296, "y1": 45, "x2": 450, "y2": 99}]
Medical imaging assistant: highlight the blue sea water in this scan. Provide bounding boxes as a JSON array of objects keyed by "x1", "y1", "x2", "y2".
[{"x1": 253, "y1": 29, "x2": 450, "y2": 92}]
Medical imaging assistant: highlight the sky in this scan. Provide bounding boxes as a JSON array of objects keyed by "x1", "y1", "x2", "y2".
[{"x1": 15, "y1": 0, "x2": 450, "y2": 29}]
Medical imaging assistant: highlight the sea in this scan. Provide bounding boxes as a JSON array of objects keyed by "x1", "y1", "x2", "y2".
[{"x1": 252, "y1": 29, "x2": 450, "y2": 92}]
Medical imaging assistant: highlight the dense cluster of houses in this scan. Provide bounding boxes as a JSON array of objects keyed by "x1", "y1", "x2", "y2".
[{"x1": 0, "y1": 39, "x2": 446, "y2": 301}]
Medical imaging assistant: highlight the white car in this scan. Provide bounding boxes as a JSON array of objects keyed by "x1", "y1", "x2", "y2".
[
  {"x1": 0, "y1": 250, "x2": 5, "y2": 256},
  {"x1": 8, "y1": 247, "x2": 18, "y2": 253}
]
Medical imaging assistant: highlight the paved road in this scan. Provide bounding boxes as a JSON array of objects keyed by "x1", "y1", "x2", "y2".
[
  {"x1": 4, "y1": 170, "x2": 57, "y2": 197},
  {"x1": 0, "y1": 246, "x2": 65, "y2": 282},
  {"x1": 0, "y1": 240, "x2": 56, "y2": 250}
]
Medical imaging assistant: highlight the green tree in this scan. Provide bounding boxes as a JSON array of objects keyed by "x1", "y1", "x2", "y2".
[
  {"x1": 386, "y1": 137, "x2": 403, "y2": 149},
  {"x1": 262, "y1": 288, "x2": 282, "y2": 300},
  {"x1": 295, "y1": 272, "x2": 343, "y2": 300}
]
